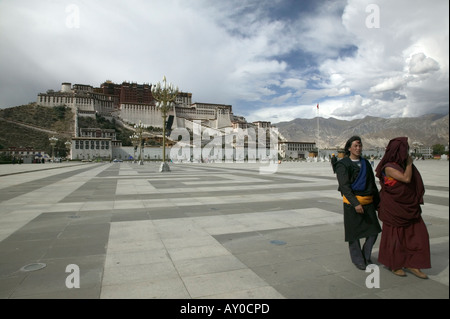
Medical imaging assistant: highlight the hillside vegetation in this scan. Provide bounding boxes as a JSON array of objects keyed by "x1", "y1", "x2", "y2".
[
  {"x1": 0, "y1": 103, "x2": 74, "y2": 155},
  {"x1": 0, "y1": 104, "x2": 136, "y2": 153},
  {"x1": 0, "y1": 119, "x2": 52, "y2": 151},
  {"x1": 0, "y1": 103, "x2": 74, "y2": 134}
]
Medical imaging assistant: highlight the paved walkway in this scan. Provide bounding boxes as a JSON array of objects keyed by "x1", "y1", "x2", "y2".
[{"x1": 0, "y1": 160, "x2": 448, "y2": 300}]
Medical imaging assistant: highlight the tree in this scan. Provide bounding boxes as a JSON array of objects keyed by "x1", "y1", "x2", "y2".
[{"x1": 432, "y1": 144, "x2": 445, "y2": 155}]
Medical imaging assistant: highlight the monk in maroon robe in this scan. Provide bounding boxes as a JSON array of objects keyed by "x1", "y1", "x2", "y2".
[{"x1": 375, "y1": 137, "x2": 431, "y2": 278}]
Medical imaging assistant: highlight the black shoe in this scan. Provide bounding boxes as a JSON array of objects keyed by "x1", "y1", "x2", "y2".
[
  {"x1": 355, "y1": 263, "x2": 366, "y2": 270},
  {"x1": 366, "y1": 259, "x2": 373, "y2": 265}
]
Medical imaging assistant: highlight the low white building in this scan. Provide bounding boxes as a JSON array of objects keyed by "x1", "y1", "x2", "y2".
[
  {"x1": 412, "y1": 146, "x2": 433, "y2": 159},
  {"x1": 70, "y1": 128, "x2": 122, "y2": 161},
  {"x1": 278, "y1": 141, "x2": 316, "y2": 159},
  {"x1": 71, "y1": 137, "x2": 112, "y2": 161},
  {"x1": 112, "y1": 146, "x2": 167, "y2": 161}
]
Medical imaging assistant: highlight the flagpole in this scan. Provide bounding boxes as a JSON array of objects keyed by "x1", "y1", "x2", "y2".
[{"x1": 316, "y1": 104, "x2": 319, "y2": 160}]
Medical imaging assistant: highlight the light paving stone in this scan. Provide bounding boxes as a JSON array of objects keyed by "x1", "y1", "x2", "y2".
[
  {"x1": 113, "y1": 199, "x2": 145, "y2": 209},
  {"x1": 116, "y1": 179, "x2": 156, "y2": 195},
  {"x1": 422, "y1": 203, "x2": 450, "y2": 219},
  {"x1": 101, "y1": 277, "x2": 190, "y2": 299},
  {"x1": 182, "y1": 268, "x2": 270, "y2": 298},
  {"x1": 105, "y1": 248, "x2": 171, "y2": 267},
  {"x1": 204, "y1": 224, "x2": 254, "y2": 236},
  {"x1": 106, "y1": 238, "x2": 164, "y2": 253},
  {"x1": 102, "y1": 261, "x2": 179, "y2": 286},
  {"x1": 161, "y1": 234, "x2": 222, "y2": 250},
  {"x1": 142, "y1": 198, "x2": 177, "y2": 208},
  {"x1": 199, "y1": 285, "x2": 285, "y2": 299},
  {"x1": 167, "y1": 243, "x2": 231, "y2": 261},
  {"x1": 152, "y1": 219, "x2": 206, "y2": 237},
  {"x1": 81, "y1": 201, "x2": 115, "y2": 211},
  {"x1": 173, "y1": 254, "x2": 248, "y2": 277}
]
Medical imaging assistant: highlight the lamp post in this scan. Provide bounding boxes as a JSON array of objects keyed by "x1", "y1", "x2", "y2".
[
  {"x1": 151, "y1": 76, "x2": 179, "y2": 172},
  {"x1": 130, "y1": 133, "x2": 140, "y2": 163},
  {"x1": 134, "y1": 121, "x2": 145, "y2": 165},
  {"x1": 49, "y1": 136, "x2": 58, "y2": 162},
  {"x1": 64, "y1": 141, "x2": 72, "y2": 161}
]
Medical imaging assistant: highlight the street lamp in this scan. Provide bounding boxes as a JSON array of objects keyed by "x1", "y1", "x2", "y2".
[
  {"x1": 49, "y1": 136, "x2": 58, "y2": 162},
  {"x1": 64, "y1": 141, "x2": 72, "y2": 161},
  {"x1": 151, "y1": 76, "x2": 179, "y2": 172},
  {"x1": 130, "y1": 133, "x2": 140, "y2": 163},
  {"x1": 134, "y1": 121, "x2": 145, "y2": 165}
]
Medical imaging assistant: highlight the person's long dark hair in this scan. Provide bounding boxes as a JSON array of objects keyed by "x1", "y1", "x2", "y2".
[{"x1": 344, "y1": 136, "x2": 362, "y2": 157}]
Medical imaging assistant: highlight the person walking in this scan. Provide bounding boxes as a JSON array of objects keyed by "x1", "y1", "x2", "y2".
[
  {"x1": 375, "y1": 137, "x2": 430, "y2": 278},
  {"x1": 331, "y1": 153, "x2": 338, "y2": 173},
  {"x1": 335, "y1": 136, "x2": 381, "y2": 270}
]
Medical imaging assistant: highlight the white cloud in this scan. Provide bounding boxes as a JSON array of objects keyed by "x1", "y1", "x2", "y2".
[
  {"x1": 408, "y1": 52, "x2": 440, "y2": 74},
  {"x1": 0, "y1": 0, "x2": 448, "y2": 123},
  {"x1": 328, "y1": 87, "x2": 352, "y2": 97},
  {"x1": 281, "y1": 78, "x2": 307, "y2": 90},
  {"x1": 316, "y1": 0, "x2": 449, "y2": 120},
  {"x1": 369, "y1": 76, "x2": 407, "y2": 93},
  {"x1": 269, "y1": 93, "x2": 293, "y2": 105},
  {"x1": 249, "y1": 104, "x2": 314, "y2": 123}
]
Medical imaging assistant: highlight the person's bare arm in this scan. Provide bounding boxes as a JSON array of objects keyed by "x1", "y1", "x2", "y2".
[{"x1": 385, "y1": 156, "x2": 413, "y2": 183}]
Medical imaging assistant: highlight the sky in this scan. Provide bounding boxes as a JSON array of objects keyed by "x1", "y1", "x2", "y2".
[{"x1": 0, "y1": 0, "x2": 448, "y2": 123}]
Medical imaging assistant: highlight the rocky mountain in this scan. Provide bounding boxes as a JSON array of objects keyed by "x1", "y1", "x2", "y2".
[{"x1": 274, "y1": 113, "x2": 449, "y2": 149}]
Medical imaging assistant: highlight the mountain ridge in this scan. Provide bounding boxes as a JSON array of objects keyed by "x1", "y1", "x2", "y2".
[{"x1": 274, "y1": 113, "x2": 449, "y2": 149}]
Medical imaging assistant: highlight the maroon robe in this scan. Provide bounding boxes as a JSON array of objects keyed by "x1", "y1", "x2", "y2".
[{"x1": 375, "y1": 138, "x2": 431, "y2": 270}]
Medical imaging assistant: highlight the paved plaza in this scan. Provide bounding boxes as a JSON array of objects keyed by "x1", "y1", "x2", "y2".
[{"x1": 0, "y1": 160, "x2": 448, "y2": 299}]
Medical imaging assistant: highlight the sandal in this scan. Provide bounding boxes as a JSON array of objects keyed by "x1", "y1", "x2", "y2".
[
  {"x1": 392, "y1": 269, "x2": 406, "y2": 277},
  {"x1": 406, "y1": 268, "x2": 428, "y2": 279}
]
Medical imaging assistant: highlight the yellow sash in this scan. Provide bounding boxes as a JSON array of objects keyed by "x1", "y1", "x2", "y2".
[{"x1": 343, "y1": 195, "x2": 373, "y2": 206}]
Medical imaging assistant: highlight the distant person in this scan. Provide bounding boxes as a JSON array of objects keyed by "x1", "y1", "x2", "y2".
[
  {"x1": 375, "y1": 137, "x2": 430, "y2": 279},
  {"x1": 370, "y1": 155, "x2": 375, "y2": 167},
  {"x1": 335, "y1": 136, "x2": 381, "y2": 270},
  {"x1": 330, "y1": 153, "x2": 337, "y2": 173}
]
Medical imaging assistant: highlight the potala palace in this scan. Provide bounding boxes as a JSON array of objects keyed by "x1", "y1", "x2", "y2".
[{"x1": 36, "y1": 81, "x2": 316, "y2": 161}]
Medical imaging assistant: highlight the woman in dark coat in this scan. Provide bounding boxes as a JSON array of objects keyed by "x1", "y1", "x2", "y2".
[
  {"x1": 335, "y1": 136, "x2": 381, "y2": 270},
  {"x1": 375, "y1": 137, "x2": 430, "y2": 278}
]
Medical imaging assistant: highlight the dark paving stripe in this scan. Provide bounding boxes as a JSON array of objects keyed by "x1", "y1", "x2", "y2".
[
  {"x1": 425, "y1": 185, "x2": 449, "y2": 192},
  {"x1": 424, "y1": 195, "x2": 449, "y2": 207},
  {"x1": 0, "y1": 163, "x2": 87, "y2": 177},
  {"x1": 0, "y1": 211, "x2": 111, "y2": 298},
  {"x1": 60, "y1": 178, "x2": 118, "y2": 203},
  {"x1": 0, "y1": 165, "x2": 104, "y2": 203},
  {"x1": 58, "y1": 165, "x2": 120, "y2": 203}
]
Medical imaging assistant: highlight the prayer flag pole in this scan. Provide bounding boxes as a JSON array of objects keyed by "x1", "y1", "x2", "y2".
[{"x1": 316, "y1": 103, "x2": 319, "y2": 160}]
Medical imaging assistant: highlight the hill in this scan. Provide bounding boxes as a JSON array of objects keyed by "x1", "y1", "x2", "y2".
[
  {"x1": 0, "y1": 103, "x2": 134, "y2": 156},
  {"x1": 0, "y1": 103, "x2": 75, "y2": 156},
  {"x1": 274, "y1": 113, "x2": 449, "y2": 149}
]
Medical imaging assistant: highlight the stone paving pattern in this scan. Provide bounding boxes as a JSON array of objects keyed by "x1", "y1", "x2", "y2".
[{"x1": 0, "y1": 160, "x2": 448, "y2": 299}]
